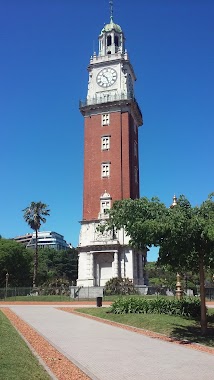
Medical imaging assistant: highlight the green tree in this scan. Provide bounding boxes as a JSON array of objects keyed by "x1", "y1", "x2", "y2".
[
  {"x1": 104, "y1": 194, "x2": 214, "y2": 334},
  {"x1": 37, "y1": 247, "x2": 78, "y2": 285},
  {"x1": 23, "y1": 201, "x2": 50, "y2": 287},
  {"x1": 0, "y1": 239, "x2": 32, "y2": 286},
  {"x1": 145, "y1": 262, "x2": 176, "y2": 290}
]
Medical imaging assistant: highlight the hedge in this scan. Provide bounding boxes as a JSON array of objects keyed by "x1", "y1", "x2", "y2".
[{"x1": 110, "y1": 297, "x2": 202, "y2": 318}]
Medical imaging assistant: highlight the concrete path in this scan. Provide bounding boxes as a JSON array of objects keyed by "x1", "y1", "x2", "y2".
[{"x1": 6, "y1": 305, "x2": 214, "y2": 380}]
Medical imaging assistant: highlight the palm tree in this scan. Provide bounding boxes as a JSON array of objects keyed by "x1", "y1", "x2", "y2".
[{"x1": 23, "y1": 201, "x2": 50, "y2": 287}]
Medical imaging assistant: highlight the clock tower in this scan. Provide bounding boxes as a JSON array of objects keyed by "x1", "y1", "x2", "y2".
[{"x1": 77, "y1": 4, "x2": 146, "y2": 287}]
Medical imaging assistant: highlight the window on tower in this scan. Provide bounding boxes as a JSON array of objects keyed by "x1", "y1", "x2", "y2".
[
  {"x1": 99, "y1": 191, "x2": 112, "y2": 219},
  {"x1": 102, "y1": 113, "x2": 110, "y2": 126},
  {"x1": 114, "y1": 35, "x2": 119, "y2": 46},
  {"x1": 101, "y1": 200, "x2": 110, "y2": 214},
  {"x1": 107, "y1": 35, "x2": 112, "y2": 46},
  {"x1": 101, "y1": 136, "x2": 110, "y2": 150},
  {"x1": 101, "y1": 163, "x2": 110, "y2": 177}
]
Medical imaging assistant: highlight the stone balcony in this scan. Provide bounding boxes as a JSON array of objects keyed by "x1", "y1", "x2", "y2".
[{"x1": 79, "y1": 92, "x2": 143, "y2": 125}]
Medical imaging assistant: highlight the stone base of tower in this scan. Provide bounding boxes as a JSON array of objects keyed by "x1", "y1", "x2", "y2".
[{"x1": 77, "y1": 220, "x2": 147, "y2": 287}]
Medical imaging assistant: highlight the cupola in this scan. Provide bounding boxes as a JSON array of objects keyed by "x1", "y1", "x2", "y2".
[{"x1": 98, "y1": 2, "x2": 125, "y2": 56}]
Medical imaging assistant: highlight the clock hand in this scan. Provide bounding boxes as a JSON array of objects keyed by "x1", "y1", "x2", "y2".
[{"x1": 102, "y1": 74, "x2": 109, "y2": 83}]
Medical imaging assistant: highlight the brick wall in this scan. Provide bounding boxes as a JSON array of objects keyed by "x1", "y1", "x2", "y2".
[{"x1": 83, "y1": 110, "x2": 140, "y2": 220}]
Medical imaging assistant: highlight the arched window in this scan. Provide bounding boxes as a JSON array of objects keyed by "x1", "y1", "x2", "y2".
[
  {"x1": 99, "y1": 191, "x2": 112, "y2": 218},
  {"x1": 114, "y1": 35, "x2": 119, "y2": 46},
  {"x1": 107, "y1": 35, "x2": 112, "y2": 46},
  {"x1": 107, "y1": 51, "x2": 111, "y2": 55}
]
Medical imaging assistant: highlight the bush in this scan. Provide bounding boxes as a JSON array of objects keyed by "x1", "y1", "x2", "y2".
[
  {"x1": 110, "y1": 297, "x2": 202, "y2": 318},
  {"x1": 38, "y1": 278, "x2": 70, "y2": 296},
  {"x1": 104, "y1": 277, "x2": 137, "y2": 295}
]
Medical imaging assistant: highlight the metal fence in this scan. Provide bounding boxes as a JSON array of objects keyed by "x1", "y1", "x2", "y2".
[
  {"x1": 205, "y1": 287, "x2": 214, "y2": 301},
  {"x1": 0, "y1": 286, "x2": 71, "y2": 301},
  {"x1": 0, "y1": 287, "x2": 32, "y2": 300},
  {"x1": 1, "y1": 285, "x2": 213, "y2": 301}
]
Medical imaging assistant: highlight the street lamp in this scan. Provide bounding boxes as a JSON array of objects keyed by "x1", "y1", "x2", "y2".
[
  {"x1": 5, "y1": 272, "x2": 9, "y2": 299},
  {"x1": 170, "y1": 195, "x2": 184, "y2": 299},
  {"x1": 176, "y1": 273, "x2": 183, "y2": 300}
]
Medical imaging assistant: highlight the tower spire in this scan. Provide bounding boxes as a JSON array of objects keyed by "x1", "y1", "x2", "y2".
[
  {"x1": 170, "y1": 194, "x2": 178, "y2": 208},
  {"x1": 109, "y1": 0, "x2": 113, "y2": 23}
]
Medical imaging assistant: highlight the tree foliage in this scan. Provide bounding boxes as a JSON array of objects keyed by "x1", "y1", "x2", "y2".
[
  {"x1": 0, "y1": 239, "x2": 32, "y2": 287},
  {"x1": 158, "y1": 194, "x2": 214, "y2": 272},
  {"x1": 0, "y1": 240, "x2": 78, "y2": 288},
  {"x1": 22, "y1": 202, "x2": 50, "y2": 232},
  {"x1": 145, "y1": 262, "x2": 177, "y2": 289},
  {"x1": 145, "y1": 262, "x2": 201, "y2": 293},
  {"x1": 104, "y1": 197, "x2": 166, "y2": 250},
  {"x1": 23, "y1": 201, "x2": 50, "y2": 287},
  {"x1": 104, "y1": 194, "x2": 214, "y2": 334},
  {"x1": 36, "y1": 247, "x2": 78, "y2": 285}
]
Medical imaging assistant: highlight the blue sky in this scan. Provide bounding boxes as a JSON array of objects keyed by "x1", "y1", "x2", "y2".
[{"x1": 1, "y1": 0, "x2": 214, "y2": 261}]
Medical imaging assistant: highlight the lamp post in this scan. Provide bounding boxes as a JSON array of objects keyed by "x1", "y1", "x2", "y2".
[
  {"x1": 176, "y1": 273, "x2": 183, "y2": 300},
  {"x1": 170, "y1": 195, "x2": 183, "y2": 300},
  {"x1": 5, "y1": 272, "x2": 9, "y2": 299}
]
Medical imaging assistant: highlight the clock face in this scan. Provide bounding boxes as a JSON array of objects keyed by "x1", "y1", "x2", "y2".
[{"x1": 96, "y1": 67, "x2": 117, "y2": 88}]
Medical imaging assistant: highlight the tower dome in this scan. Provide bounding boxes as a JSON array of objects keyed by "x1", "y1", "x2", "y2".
[
  {"x1": 99, "y1": 19, "x2": 125, "y2": 56},
  {"x1": 101, "y1": 21, "x2": 122, "y2": 34}
]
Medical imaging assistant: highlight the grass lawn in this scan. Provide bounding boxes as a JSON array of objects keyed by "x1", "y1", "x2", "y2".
[
  {"x1": 0, "y1": 311, "x2": 50, "y2": 380},
  {"x1": 76, "y1": 307, "x2": 214, "y2": 348},
  {"x1": 1, "y1": 294, "x2": 213, "y2": 303},
  {"x1": 1, "y1": 294, "x2": 173, "y2": 302}
]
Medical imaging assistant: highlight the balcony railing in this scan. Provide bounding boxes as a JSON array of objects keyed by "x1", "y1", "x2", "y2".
[
  {"x1": 79, "y1": 92, "x2": 142, "y2": 121},
  {"x1": 80, "y1": 92, "x2": 132, "y2": 107}
]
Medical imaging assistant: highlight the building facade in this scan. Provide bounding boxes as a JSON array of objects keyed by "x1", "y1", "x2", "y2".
[
  {"x1": 77, "y1": 8, "x2": 146, "y2": 287},
  {"x1": 14, "y1": 231, "x2": 70, "y2": 250},
  {"x1": 13, "y1": 233, "x2": 33, "y2": 247}
]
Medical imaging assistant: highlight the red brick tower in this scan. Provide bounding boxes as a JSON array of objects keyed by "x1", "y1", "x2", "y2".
[
  {"x1": 77, "y1": 6, "x2": 145, "y2": 287},
  {"x1": 82, "y1": 107, "x2": 142, "y2": 220}
]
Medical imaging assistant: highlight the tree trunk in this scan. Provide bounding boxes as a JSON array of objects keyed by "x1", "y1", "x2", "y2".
[
  {"x1": 199, "y1": 252, "x2": 207, "y2": 334},
  {"x1": 32, "y1": 229, "x2": 38, "y2": 288}
]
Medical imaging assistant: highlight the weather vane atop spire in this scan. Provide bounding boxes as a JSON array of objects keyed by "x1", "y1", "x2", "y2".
[{"x1": 109, "y1": 0, "x2": 114, "y2": 23}]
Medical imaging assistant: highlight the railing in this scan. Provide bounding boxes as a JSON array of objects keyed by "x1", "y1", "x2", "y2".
[
  {"x1": 205, "y1": 287, "x2": 214, "y2": 301},
  {"x1": 79, "y1": 93, "x2": 142, "y2": 120},
  {"x1": 0, "y1": 285, "x2": 207, "y2": 301},
  {"x1": 0, "y1": 286, "x2": 71, "y2": 301},
  {"x1": 80, "y1": 92, "x2": 131, "y2": 107}
]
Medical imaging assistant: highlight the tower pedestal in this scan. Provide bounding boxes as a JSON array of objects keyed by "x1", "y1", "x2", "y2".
[{"x1": 77, "y1": 220, "x2": 146, "y2": 287}]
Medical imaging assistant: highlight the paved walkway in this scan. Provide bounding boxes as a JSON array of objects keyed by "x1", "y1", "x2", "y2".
[{"x1": 4, "y1": 305, "x2": 214, "y2": 380}]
